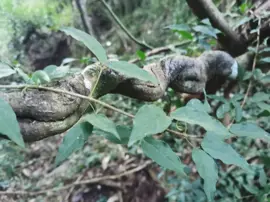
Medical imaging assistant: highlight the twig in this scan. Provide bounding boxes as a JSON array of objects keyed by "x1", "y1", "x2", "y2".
[
  {"x1": 0, "y1": 160, "x2": 152, "y2": 196},
  {"x1": 241, "y1": 17, "x2": 261, "y2": 109},
  {"x1": 228, "y1": 16, "x2": 261, "y2": 128},
  {"x1": 128, "y1": 41, "x2": 191, "y2": 63},
  {"x1": 0, "y1": 84, "x2": 134, "y2": 118},
  {"x1": 99, "y1": 0, "x2": 153, "y2": 50},
  {"x1": 75, "y1": 0, "x2": 94, "y2": 35},
  {"x1": 0, "y1": 85, "x2": 198, "y2": 140}
]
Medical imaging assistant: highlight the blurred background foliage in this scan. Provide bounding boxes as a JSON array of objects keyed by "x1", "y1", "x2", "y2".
[{"x1": 0, "y1": 0, "x2": 269, "y2": 201}]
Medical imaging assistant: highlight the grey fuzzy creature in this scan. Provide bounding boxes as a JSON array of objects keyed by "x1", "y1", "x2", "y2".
[{"x1": 112, "y1": 50, "x2": 238, "y2": 101}]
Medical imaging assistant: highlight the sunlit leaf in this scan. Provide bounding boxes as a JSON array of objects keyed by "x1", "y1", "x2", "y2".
[
  {"x1": 106, "y1": 61, "x2": 158, "y2": 84},
  {"x1": 0, "y1": 98, "x2": 25, "y2": 147},
  {"x1": 61, "y1": 27, "x2": 108, "y2": 63},
  {"x1": 177, "y1": 31, "x2": 193, "y2": 40},
  {"x1": 136, "y1": 50, "x2": 146, "y2": 61},
  {"x1": 128, "y1": 105, "x2": 172, "y2": 146},
  {"x1": 61, "y1": 58, "x2": 78, "y2": 65},
  {"x1": 142, "y1": 137, "x2": 186, "y2": 175},
  {"x1": 165, "y1": 24, "x2": 191, "y2": 31}
]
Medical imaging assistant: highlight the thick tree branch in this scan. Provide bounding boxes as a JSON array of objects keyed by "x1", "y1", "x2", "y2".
[
  {"x1": 0, "y1": 51, "x2": 241, "y2": 142},
  {"x1": 186, "y1": 0, "x2": 248, "y2": 56}
]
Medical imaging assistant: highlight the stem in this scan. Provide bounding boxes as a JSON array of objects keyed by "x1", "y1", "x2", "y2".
[
  {"x1": 228, "y1": 16, "x2": 261, "y2": 128},
  {"x1": 100, "y1": 0, "x2": 153, "y2": 50}
]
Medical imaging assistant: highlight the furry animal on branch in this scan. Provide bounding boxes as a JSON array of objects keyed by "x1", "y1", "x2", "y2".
[{"x1": 111, "y1": 50, "x2": 238, "y2": 101}]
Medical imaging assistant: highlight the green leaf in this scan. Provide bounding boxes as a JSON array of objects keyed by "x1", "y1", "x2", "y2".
[
  {"x1": 82, "y1": 114, "x2": 120, "y2": 140},
  {"x1": 260, "y1": 57, "x2": 270, "y2": 63},
  {"x1": 177, "y1": 31, "x2": 193, "y2": 40},
  {"x1": 201, "y1": 18, "x2": 211, "y2": 26},
  {"x1": 253, "y1": 69, "x2": 264, "y2": 80},
  {"x1": 192, "y1": 148, "x2": 218, "y2": 202},
  {"x1": 54, "y1": 122, "x2": 93, "y2": 166},
  {"x1": 201, "y1": 132, "x2": 251, "y2": 172},
  {"x1": 61, "y1": 58, "x2": 78, "y2": 65},
  {"x1": 106, "y1": 61, "x2": 158, "y2": 84},
  {"x1": 31, "y1": 70, "x2": 51, "y2": 84},
  {"x1": 233, "y1": 17, "x2": 251, "y2": 29},
  {"x1": 14, "y1": 67, "x2": 33, "y2": 84},
  {"x1": 239, "y1": 3, "x2": 248, "y2": 13},
  {"x1": 257, "y1": 102, "x2": 270, "y2": 112},
  {"x1": 193, "y1": 25, "x2": 218, "y2": 38},
  {"x1": 0, "y1": 62, "x2": 16, "y2": 79},
  {"x1": 233, "y1": 101, "x2": 242, "y2": 122},
  {"x1": 165, "y1": 24, "x2": 191, "y2": 31},
  {"x1": 259, "y1": 47, "x2": 270, "y2": 53},
  {"x1": 258, "y1": 168, "x2": 267, "y2": 186},
  {"x1": 207, "y1": 95, "x2": 227, "y2": 103},
  {"x1": 216, "y1": 103, "x2": 231, "y2": 119},
  {"x1": 61, "y1": 27, "x2": 108, "y2": 63},
  {"x1": 44, "y1": 65, "x2": 69, "y2": 79},
  {"x1": 251, "y1": 92, "x2": 269, "y2": 102},
  {"x1": 142, "y1": 137, "x2": 186, "y2": 175},
  {"x1": 97, "y1": 125, "x2": 131, "y2": 144},
  {"x1": 186, "y1": 99, "x2": 209, "y2": 113},
  {"x1": 230, "y1": 123, "x2": 270, "y2": 141},
  {"x1": 203, "y1": 89, "x2": 211, "y2": 113},
  {"x1": 0, "y1": 98, "x2": 25, "y2": 147},
  {"x1": 261, "y1": 75, "x2": 270, "y2": 84},
  {"x1": 128, "y1": 105, "x2": 172, "y2": 146},
  {"x1": 136, "y1": 50, "x2": 146, "y2": 61},
  {"x1": 243, "y1": 71, "x2": 252, "y2": 80},
  {"x1": 171, "y1": 106, "x2": 229, "y2": 137}
]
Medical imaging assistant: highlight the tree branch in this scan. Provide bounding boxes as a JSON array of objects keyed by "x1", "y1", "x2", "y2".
[
  {"x1": 186, "y1": 0, "x2": 247, "y2": 56},
  {"x1": 99, "y1": 0, "x2": 153, "y2": 50},
  {"x1": 0, "y1": 51, "x2": 241, "y2": 142},
  {"x1": 75, "y1": 0, "x2": 94, "y2": 36}
]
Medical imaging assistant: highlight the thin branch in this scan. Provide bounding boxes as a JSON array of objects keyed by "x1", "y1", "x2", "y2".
[
  {"x1": 75, "y1": 0, "x2": 94, "y2": 35},
  {"x1": 0, "y1": 85, "x2": 134, "y2": 118},
  {"x1": 99, "y1": 0, "x2": 153, "y2": 50},
  {"x1": 0, "y1": 84, "x2": 198, "y2": 140},
  {"x1": 0, "y1": 160, "x2": 152, "y2": 196},
  {"x1": 241, "y1": 17, "x2": 261, "y2": 109},
  {"x1": 128, "y1": 41, "x2": 191, "y2": 63},
  {"x1": 228, "y1": 16, "x2": 261, "y2": 128}
]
